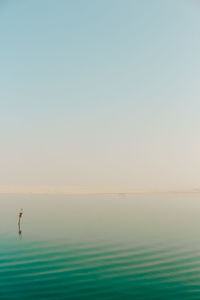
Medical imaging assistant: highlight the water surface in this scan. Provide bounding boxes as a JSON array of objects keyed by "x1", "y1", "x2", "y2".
[{"x1": 1, "y1": 194, "x2": 200, "y2": 299}]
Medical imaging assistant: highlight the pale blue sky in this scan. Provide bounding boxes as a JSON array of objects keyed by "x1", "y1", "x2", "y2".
[{"x1": 0, "y1": 0, "x2": 200, "y2": 191}]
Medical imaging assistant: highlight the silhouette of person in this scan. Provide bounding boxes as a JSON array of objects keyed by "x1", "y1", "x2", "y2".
[
  {"x1": 18, "y1": 209, "x2": 23, "y2": 239},
  {"x1": 18, "y1": 209, "x2": 23, "y2": 225}
]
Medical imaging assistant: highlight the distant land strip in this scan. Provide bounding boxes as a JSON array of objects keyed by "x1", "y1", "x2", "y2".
[{"x1": 0, "y1": 186, "x2": 200, "y2": 195}]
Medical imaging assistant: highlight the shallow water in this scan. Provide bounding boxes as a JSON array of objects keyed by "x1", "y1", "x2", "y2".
[{"x1": 1, "y1": 194, "x2": 200, "y2": 299}]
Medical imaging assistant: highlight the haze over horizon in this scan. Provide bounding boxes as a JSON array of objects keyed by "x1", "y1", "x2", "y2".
[{"x1": 1, "y1": 0, "x2": 200, "y2": 192}]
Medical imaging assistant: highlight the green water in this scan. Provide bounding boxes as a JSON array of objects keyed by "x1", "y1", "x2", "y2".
[{"x1": 1, "y1": 194, "x2": 200, "y2": 299}]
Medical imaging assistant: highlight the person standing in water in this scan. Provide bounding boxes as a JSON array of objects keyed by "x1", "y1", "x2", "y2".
[{"x1": 18, "y1": 209, "x2": 23, "y2": 225}]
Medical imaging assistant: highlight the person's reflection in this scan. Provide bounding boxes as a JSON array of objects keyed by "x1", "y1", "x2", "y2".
[{"x1": 18, "y1": 223, "x2": 22, "y2": 239}]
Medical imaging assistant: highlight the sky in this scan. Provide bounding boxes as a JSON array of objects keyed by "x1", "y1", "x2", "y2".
[{"x1": 0, "y1": 0, "x2": 200, "y2": 193}]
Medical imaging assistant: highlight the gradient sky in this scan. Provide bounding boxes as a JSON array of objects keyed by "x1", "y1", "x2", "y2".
[{"x1": 1, "y1": 0, "x2": 200, "y2": 191}]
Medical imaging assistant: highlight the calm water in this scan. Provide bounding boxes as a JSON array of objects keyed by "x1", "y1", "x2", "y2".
[{"x1": 1, "y1": 194, "x2": 200, "y2": 299}]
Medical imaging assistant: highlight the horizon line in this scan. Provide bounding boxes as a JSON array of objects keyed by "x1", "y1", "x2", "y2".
[{"x1": 0, "y1": 185, "x2": 200, "y2": 195}]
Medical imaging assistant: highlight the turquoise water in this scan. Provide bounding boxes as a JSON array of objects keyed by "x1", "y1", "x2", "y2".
[{"x1": 1, "y1": 194, "x2": 200, "y2": 299}]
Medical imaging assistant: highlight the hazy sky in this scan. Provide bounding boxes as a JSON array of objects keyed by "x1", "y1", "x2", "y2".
[{"x1": 1, "y1": 0, "x2": 200, "y2": 191}]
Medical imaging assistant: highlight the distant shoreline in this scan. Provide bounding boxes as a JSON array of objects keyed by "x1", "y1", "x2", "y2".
[{"x1": 0, "y1": 186, "x2": 200, "y2": 195}]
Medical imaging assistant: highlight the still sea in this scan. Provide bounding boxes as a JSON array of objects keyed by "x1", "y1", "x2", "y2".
[{"x1": 1, "y1": 193, "x2": 200, "y2": 299}]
